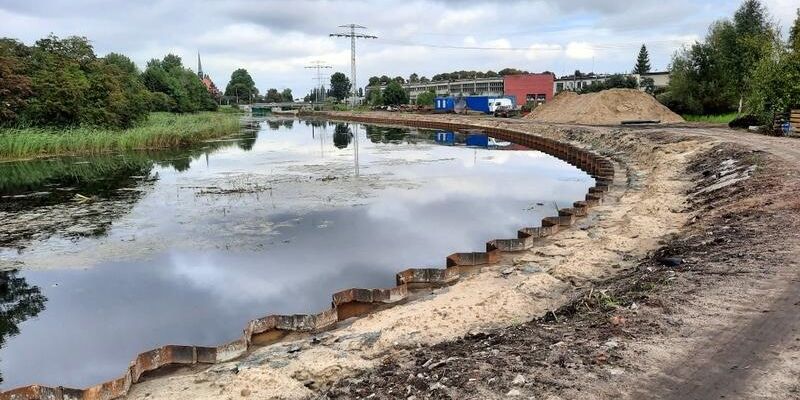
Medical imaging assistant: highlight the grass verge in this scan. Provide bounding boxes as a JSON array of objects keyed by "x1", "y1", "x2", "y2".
[
  {"x1": 0, "y1": 112, "x2": 242, "y2": 161},
  {"x1": 682, "y1": 113, "x2": 738, "y2": 124}
]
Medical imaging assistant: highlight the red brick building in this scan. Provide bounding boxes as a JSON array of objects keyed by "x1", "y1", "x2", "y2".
[{"x1": 502, "y1": 73, "x2": 555, "y2": 106}]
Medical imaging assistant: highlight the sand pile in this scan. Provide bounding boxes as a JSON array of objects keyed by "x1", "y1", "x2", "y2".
[{"x1": 526, "y1": 88, "x2": 684, "y2": 125}]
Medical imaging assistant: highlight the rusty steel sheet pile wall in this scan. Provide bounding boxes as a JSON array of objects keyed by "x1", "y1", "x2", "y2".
[{"x1": 0, "y1": 116, "x2": 615, "y2": 400}]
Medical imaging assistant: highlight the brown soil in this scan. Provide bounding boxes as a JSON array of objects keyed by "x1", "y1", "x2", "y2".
[{"x1": 526, "y1": 89, "x2": 685, "y2": 125}]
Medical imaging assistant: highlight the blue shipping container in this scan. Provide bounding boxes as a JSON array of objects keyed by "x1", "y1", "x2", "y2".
[
  {"x1": 464, "y1": 96, "x2": 490, "y2": 113},
  {"x1": 435, "y1": 131, "x2": 456, "y2": 145},
  {"x1": 465, "y1": 133, "x2": 489, "y2": 147},
  {"x1": 434, "y1": 97, "x2": 455, "y2": 111}
]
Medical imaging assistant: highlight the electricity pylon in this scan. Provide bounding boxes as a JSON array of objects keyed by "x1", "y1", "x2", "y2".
[
  {"x1": 304, "y1": 61, "x2": 332, "y2": 104},
  {"x1": 329, "y1": 24, "x2": 377, "y2": 108}
]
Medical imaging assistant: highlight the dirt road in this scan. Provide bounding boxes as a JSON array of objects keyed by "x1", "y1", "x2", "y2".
[{"x1": 626, "y1": 126, "x2": 800, "y2": 400}]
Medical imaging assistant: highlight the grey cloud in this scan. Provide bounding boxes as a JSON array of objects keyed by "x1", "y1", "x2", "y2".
[{"x1": 0, "y1": 0, "x2": 739, "y2": 96}]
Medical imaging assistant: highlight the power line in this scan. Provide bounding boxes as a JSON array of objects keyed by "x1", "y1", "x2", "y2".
[
  {"x1": 304, "y1": 60, "x2": 332, "y2": 104},
  {"x1": 377, "y1": 37, "x2": 690, "y2": 52},
  {"x1": 329, "y1": 24, "x2": 377, "y2": 108}
]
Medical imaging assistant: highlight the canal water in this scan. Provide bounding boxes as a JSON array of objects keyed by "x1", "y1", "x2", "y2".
[{"x1": 0, "y1": 118, "x2": 593, "y2": 389}]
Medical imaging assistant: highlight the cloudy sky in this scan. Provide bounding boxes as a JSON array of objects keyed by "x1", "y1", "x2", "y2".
[{"x1": 0, "y1": 0, "x2": 796, "y2": 97}]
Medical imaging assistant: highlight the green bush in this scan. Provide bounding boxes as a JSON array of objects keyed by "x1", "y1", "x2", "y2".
[
  {"x1": 728, "y1": 114, "x2": 761, "y2": 128},
  {"x1": 141, "y1": 54, "x2": 217, "y2": 113},
  {"x1": 5, "y1": 35, "x2": 151, "y2": 129},
  {"x1": 415, "y1": 90, "x2": 436, "y2": 106},
  {"x1": 382, "y1": 81, "x2": 409, "y2": 106},
  {"x1": 746, "y1": 51, "x2": 800, "y2": 124},
  {"x1": 149, "y1": 91, "x2": 177, "y2": 112}
]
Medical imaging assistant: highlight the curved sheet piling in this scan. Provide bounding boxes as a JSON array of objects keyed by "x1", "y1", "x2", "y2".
[{"x1": 0, "y1": 116, "x2": 615, "y2": 400}]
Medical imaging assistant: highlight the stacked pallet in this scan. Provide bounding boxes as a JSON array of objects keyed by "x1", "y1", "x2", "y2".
[{"x1": 791, "y1": 109, "x2": 800, "y2": 135}]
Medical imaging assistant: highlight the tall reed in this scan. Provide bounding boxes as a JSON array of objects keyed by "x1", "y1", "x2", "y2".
[{"x1": 0, "y1": 112, "x2": 242, "y2": 161}]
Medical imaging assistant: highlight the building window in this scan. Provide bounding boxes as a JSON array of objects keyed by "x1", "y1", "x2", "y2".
[{"x1": 556, "y1": 82, "x2": 564, "y2": 92}]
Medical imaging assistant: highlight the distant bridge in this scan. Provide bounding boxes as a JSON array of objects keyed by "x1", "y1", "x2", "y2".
[{"x1": 248, "y1": 102, "x2": 318, "y2": 110}]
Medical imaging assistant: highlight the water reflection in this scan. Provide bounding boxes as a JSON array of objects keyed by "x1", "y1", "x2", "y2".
[
  {"x1": 0, "y1": 270, "x2": 47, "y2": 385},
  {"x1": 0, "y1": 118, "x2": 594, "y2": 389},
  {"x1": 266, "y1": 119, "x2": 295, "y2": 130},
  {"x1": 365, "y1": 125, "x2": 412, "y2": 144},
  {"x1": 0, "y1": 133, "x2": 258, "y2": 251},
  {"x1": 332, "y1": 123, "x2": 353, "y2": 149}
]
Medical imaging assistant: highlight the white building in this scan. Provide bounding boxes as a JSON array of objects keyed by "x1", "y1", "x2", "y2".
[{"x1": 554, "y1": 71, "x2": 670, "y2": 93}]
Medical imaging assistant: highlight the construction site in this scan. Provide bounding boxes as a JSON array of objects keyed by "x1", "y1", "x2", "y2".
[{"x1": 2, "y1": 1, "x2": 800, "y2": 399}]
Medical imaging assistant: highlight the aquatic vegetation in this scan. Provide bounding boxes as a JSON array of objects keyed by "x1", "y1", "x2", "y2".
[{"x1": 0, "y1": 112, "x2": 242, "y2": 160}]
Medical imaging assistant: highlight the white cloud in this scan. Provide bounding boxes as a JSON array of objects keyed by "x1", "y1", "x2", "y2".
[
  {"x1": 565, "y1": 42, "x2": 596, "y2": 59},
  {"x1": 437, "y1": 8, "x2": 491, "y2": 30},
  {"x1": 525, "y1": 43, "x2": 564, "y2": 60}
]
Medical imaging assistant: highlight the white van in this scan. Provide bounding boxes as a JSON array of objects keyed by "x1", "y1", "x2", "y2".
[{"x1": 488, "y1": 98, "x2": 514, "y2": 113}]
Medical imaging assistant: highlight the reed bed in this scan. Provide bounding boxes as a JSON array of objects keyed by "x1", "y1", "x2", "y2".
[{"x1": 0, "y1": 112, "x2": 242, "y2": 161}]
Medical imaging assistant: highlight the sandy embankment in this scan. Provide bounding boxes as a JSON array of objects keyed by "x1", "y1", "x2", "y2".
[{"x1": 125, "y1": 114, "x2": 707, "y2": 400}]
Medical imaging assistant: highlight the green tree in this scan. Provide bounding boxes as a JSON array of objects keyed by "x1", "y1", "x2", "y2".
[
  {"x1": 580, "y1": 74, "x2": 638, "y2": 94},
  {"x1": 415, "y1": 90, "x2": 436, "y2": 106},
  {"x1": 21, "y1": 36, "x2": 90, "y2": 126},
  {"x1": 393, "y1": 76, "x2": 405, "y2": 84},
  {"x1": 661, "y1": 0, "x2": 776, "y2": 115},
  {"x1": 366, "y1": 86, "x2": 382, "y2": 106},
  {"x1": 498, "y1": 68, "x2": 528, "y2": 76},
  {"x1": 382, "y1": 81, "x2": 409, "y2": 105},
  {"x1": 329, "y1": 72, "x2": 351, "y2": 101},
  {"x1": 379, "y1": 75, "x2": 391, "y2": 85},
  {"x1": 104, "y1": 52, "x2": 138, "y2": 75},
  {"x1": 0, "y1": 41, "x2": 31, "y2": 124},
  {"x1": 281, "y1": 88, "x2": 293, "y2": 102},
  {"x1": 408, "y1": 73, "x2": 419, "y2": 83},
  {"x1": 633, "y1": 44, "x2": 651, "y2": 74},
  {"x1": 729, "y1": 0, "x2": 777, "y2": 111},
  {"x1": 790, "y1": 8, "x2": 800, "y2": 53},
  {"x1": 368, "y1": 76, "x2": 380, "y2": 86},
  {"x1": 82, "y1": 56, "x2": 150, "y2": 127},
  {"x1": 141, "y1": 54, "x2": 216, "y2": 113},
  {"x1": 161, "y1": 53, "x2": 183, "y2": 71},
  {"x1": 660, "y1": 39, "x2": 734, "y2": 114},
  {"x1": 640, "y1": 77, "x2": 656, "y2": 95},
  {"x1": 265, "y1": 88, "x2": 283, "y2": 103},
  {"x1": 224, "y1": 68, "x2": 257, "y2": 104},
  {"x1": 747, "y1": 48, "x2": 800, "y2": 123}
]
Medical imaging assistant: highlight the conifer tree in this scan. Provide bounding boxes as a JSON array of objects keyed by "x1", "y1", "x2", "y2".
[{"x1": 633, "y1": 45, "x2": 651, "y2": 74}]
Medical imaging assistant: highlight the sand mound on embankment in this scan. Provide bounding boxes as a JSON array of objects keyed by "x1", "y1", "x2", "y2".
[{"x1": 526, "y1": 88, "x2": 684, "y2": 125}]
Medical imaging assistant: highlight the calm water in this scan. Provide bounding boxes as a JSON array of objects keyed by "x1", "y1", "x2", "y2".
[{"x1": 0, "y1": 118, "x2": 593, "y2": 389}]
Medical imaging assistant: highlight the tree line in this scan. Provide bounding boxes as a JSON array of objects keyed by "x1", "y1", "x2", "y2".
[
  {"x1": 661, "y1": 0, "x2": 800, "y2": 122},
  {"x1": 223, "y1": 68, "x2": 293, "y2": 104},
  {"x1": 0, "y1": 35, "x2": 220, "y2": 129},
  {"x1": 365, "y1": 68, "x2": 534, "y2": 87},
  {"x1": 302, "y1": 72, "x2": 357, "y2": 103}
]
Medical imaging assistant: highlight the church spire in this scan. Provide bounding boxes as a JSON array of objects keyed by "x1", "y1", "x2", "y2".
[{"x1": 197, "y1": 52, "x2": 203, "y2": 79}]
